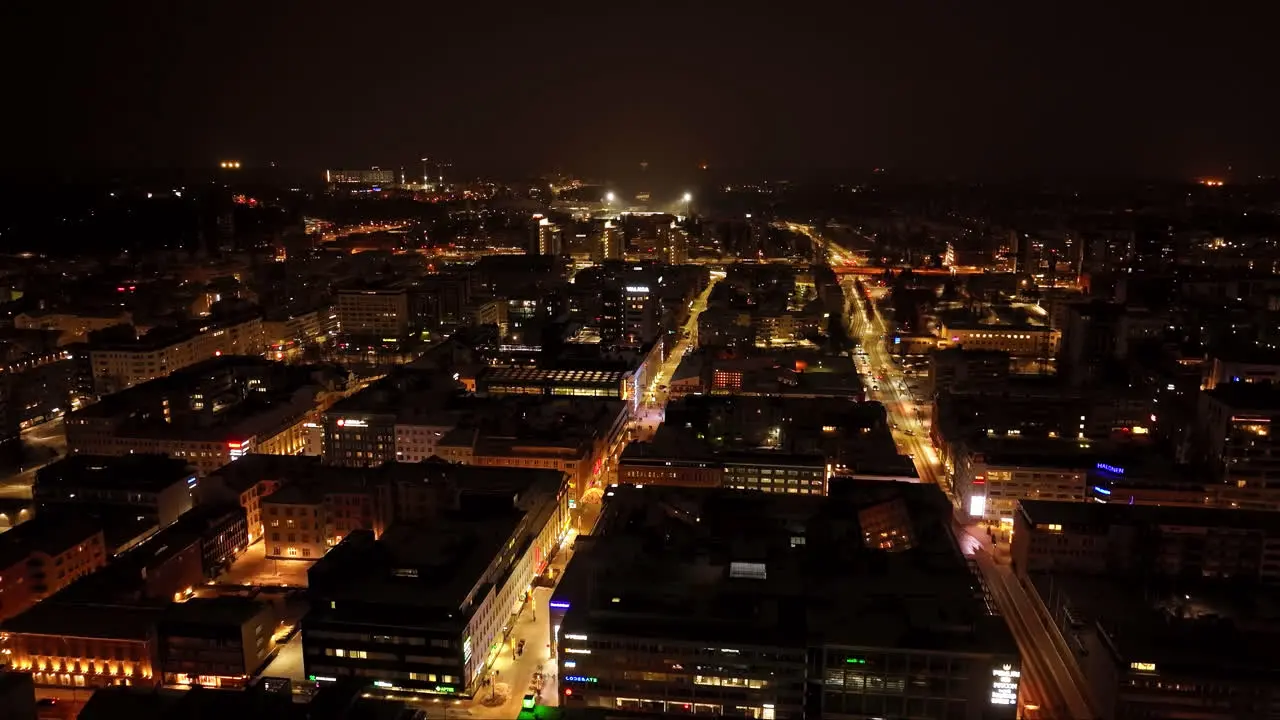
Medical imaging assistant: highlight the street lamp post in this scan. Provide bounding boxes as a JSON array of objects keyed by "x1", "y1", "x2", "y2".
[{"x1": 682, "y1": 192, "x2": 692, "y2": 216}]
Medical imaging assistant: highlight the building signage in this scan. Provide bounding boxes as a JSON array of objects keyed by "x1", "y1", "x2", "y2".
[
  {"x1": 336, "y1": 418, "x2": 368, "y2": 428},
  {"x1": 990, "y1": 664, "x2": 1020, "y2": 706},
  {"x1": 1096, "y1": 462, "x2": 1124, "y2": 475}
]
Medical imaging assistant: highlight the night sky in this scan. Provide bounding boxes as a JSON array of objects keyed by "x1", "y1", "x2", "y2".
[{"x1": 4, "y1": 2, "x2": 1278, "y2": 181}]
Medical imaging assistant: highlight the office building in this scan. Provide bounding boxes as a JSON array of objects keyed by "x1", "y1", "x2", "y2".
[
  {"x1": 33, "y1": 455, "x2": 196, "y2": 526},
  {"x1": 928, "y1": 348, "x2": 1010, "y2": 395},
  {"x1": 302, "y1": 466, "x2": 567, "y2": 697},
  {"x1": 551, "y1": 483, "x2": 1020, "y2": 719},
  {"x1": 1012, "y1": 500, "x2": 1280, "y2": 719},
  {"x1": 156, "y1": 597, "x2": 278, "y2": 688},
  {"x1": 1197, "y1": 382, "x2": 1280, "y2": 510},
  {"x1": 326, "y1": 168, "x2": 395, "y2": 186},
  {"x1": 953, "y1": 440, "x2": 1091, "y2": 524},
  {"x1": 1012, "y1": 500, "x2": 1280, "y2": 582},
  {"x1": 336, "y1": 283, "x2": 412, "y2": 339},
  {"x1": 937, "y1": 320, "x2": 1059, "y2": 358}
]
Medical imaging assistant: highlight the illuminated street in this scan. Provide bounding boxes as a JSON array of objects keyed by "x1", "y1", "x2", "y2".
[
  {"x1": 820, "y1": 234, "x2": 1096, "y2": 720},
  {"x1": 0, "y1": 417, "x2": 67, "y2": 500},
  {"x1": 634, "y1": 274, "x2": 721, "y2": 435}
]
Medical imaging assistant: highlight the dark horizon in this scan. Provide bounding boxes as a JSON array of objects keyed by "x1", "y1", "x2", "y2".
[{"x1": 4, "y1": 2, "x2": 1279, "y2": 181}]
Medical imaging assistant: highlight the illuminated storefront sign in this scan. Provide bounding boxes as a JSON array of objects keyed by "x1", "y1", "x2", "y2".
[
  {"x1": 625, "y1": 286, "x2": 650, "y2": 293},
  {"x1": 969, "y1": 495, "x2": 987, "y2": 518},
  {"x1": 336, "y1": 418, "x2": 368, "y2": 428},
  {"x1": 1130, "y1": 661, "x2": 1157, "y2": 672},
  {"x1": 563, "y1": 676, "x2": 599, "y2": 683},
  {"x1": 990, "y1": 664, "x2": 1021, "y2": 705}
]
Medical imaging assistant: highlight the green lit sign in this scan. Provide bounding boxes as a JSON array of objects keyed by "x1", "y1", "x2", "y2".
[
  {"x1": 522, "y1": 695, "x2": 536, "y2": 709},
  {"x1": 845, "y1": 657, "x2": 867, "y2": 665}
]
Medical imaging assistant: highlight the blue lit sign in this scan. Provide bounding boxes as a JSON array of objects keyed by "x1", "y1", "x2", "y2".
[
  {"x1": 893, "y1": 336, "x2": 901, "y2": 345},
  {"x1": 564, "y1": 676, "x2": 599, "y2": 683},
  {"x1": 1095, "y1": 463, "x2": 1125, "y2": 476},
  {"x1": 1093, "y1": 486, "x2": 1112, "y2": 496},
  {"x1": 550, "y1": 601, "x2": 571, "y2": 610}
]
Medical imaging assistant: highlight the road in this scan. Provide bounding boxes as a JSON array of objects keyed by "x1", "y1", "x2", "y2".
[
  {"x1": 634, "y1": 275, "x2": 721, "y2": 436},
  {"x1": 826, "y1": 241, "x2": 1097, "y2": 720},
  {"x1": 0, "y1": 417, "x2": 67, "y2": 500}
]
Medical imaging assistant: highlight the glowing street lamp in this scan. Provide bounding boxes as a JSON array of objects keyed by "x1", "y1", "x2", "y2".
[{"x1": 605, "y1": 192, "x2": 615, "y2": 203}]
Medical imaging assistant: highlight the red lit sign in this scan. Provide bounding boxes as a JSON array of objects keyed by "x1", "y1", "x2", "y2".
[{"x1": 227, "y1": 442, "x2": 242, "y2": 449}]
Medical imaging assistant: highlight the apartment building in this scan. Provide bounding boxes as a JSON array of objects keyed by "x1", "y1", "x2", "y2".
[
  {"x1": 88, "y1": 313, "x2": 264, "y2": 394},
  {"x1": 0, "y1": 512, "x2": 106, "y2": 622},
  {"x1": 66, "y1": 356, "x2": 340, "y2": 475}
]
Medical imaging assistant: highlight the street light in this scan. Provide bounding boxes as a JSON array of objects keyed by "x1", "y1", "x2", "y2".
[{"x1": 605, "y1": 192, "x2": 615, "y2": 203}]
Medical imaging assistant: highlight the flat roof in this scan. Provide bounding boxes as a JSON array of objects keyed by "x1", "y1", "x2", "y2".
[
  {"x1": 1018, "y1": 499, "x2": 1280, "y2": 534},
  {"x1": 35, "y1": 454, "x2": 194, "y2": 493},
  {"x1": 0, "y1": 510, "x2": 102, "y2": 569},
  {"x1": 1205, "y1": 381, "x2": 1280, "y2": 411},
  {"x1": 482, "y1": 366, "x2": 627, "y2": 386},
  {"x1": 3, "y1": 598, "x2": 163, "y2": 640},
  {"x1": 160, "y1": 596, "x2": 270, "y2": 627},
  {"x1": 1030, "y1": 573, "x2": 1280, "y2": 680},
  {"x1": 557, "y1": 484, "x2": 1014, "y2": 655}
]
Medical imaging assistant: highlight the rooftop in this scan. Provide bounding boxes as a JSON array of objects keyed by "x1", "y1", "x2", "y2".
[
  {"x1": 1205, "y1": 381, "x2": 1280, "y2": 411},
  {"x1": 160, "y1": 596, "x2": 270, "y2": 627},
  {"x1": 0, "y1": 510, "x2": 103, "y2": 569},
  {"x1": 556, "y1": 483, "x2": 1013, "y2": 654},
  {"x1": 35, "y1": 454, "x2": 194, "y2": 494},
  {"x1": 1018, "y1": 499, "x2": 1280, "y2": 534},
  {"x1": 481, "y1": 366, "x2": 627, "y2": 386},
  {"x1": 2, "y1": 596, "x2": 164, "y2": 640},
  {"x1": 1030, "y1": 572, "x2": 1280, "y2": 681}
]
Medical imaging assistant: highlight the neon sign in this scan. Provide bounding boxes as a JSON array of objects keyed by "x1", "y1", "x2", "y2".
[
  {"x1": 1096, "y1": 462, "x2": 1124, "y2": 475},
  {"x1": 990, "y1": 664, "x2": 1020, "y2": 705}
]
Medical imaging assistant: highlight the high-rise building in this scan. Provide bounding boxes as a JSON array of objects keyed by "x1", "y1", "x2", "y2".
[
  {"x1": 660, "y1": 221, "x2": 688, "y2": 263},
  {"x1": 600, "y1": 219, "x2": 623, "y2": 261},
  {"x1": 530, "y1": 216, "x2": 562, "y2": 256},
  {"x1": 325, "y1": 168, "x2": 396, "y2": 186},
  {"x1": 336, "y1": 283, "x2": 412, "y2": 339}
]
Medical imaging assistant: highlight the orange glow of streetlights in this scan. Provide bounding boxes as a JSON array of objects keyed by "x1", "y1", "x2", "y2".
[{"x1": 220, "y1": 160, "x2": 242, "y2": 169}]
